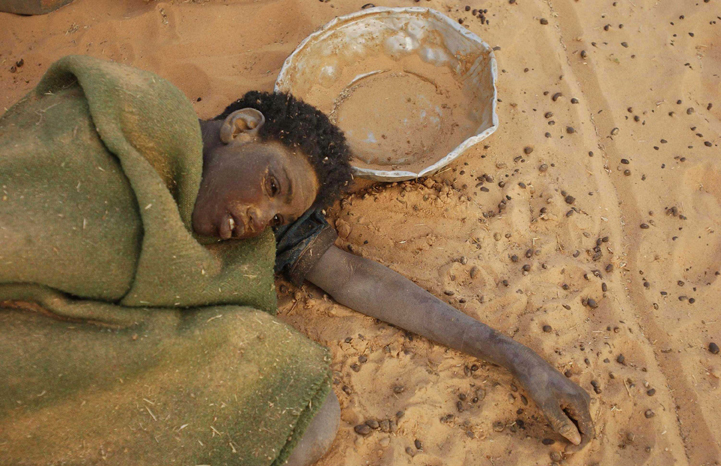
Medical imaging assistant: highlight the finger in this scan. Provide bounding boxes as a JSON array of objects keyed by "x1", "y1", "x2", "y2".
[
  {"x1": 563, "y1": 398, "x2": 595, "y2": 454},
  {"x1": 542, "y1": 401, "x2": 582, "y2": 446},
  {"x1": 567, "y1": 395, "x2": 595, "y2": 438},
  {"x1": 564, "y1": 420, "x2": 591, "y2": 454}
]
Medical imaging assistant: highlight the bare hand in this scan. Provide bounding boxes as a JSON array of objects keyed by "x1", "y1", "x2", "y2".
[{"x1": 513, "y1": 352, "x2": 595, "y2": 451}]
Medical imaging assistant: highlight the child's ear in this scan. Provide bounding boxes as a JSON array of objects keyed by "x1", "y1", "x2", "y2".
[{"x1": 219, "y1": 108, "x2": 266, "y2": 144}]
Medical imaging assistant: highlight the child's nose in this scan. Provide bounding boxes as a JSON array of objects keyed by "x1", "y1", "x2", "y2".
[{"x1": 246, "y1": 207, "x2": 265, "y2": 233}]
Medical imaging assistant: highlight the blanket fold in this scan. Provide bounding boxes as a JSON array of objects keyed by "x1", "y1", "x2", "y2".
[{"x1": 0, "y1": 55, "x2": 330, "y2": 466}]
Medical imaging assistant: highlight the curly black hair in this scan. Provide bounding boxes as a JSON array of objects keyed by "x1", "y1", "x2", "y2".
[{"x1": 215, "y1": 91, "x2": 353, "y2": 207}]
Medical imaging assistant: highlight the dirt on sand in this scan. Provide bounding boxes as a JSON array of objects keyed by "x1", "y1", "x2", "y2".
[{"x1": 1, "y1": 0, "x2": 720, "y2": 465}]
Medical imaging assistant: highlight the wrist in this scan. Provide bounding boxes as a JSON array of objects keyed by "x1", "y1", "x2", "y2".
[
  {"x1": 460, "y1": 324, "x2": 530, "y2": 375},
  {"x1": 504, "y1": 343, "x2": 549, "y2": 382}
]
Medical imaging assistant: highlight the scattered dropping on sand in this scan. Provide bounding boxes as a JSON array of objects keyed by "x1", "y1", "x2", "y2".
[
  {"x1": 354, "y1": 424, "x2": 371, "y2": 436},
  {"x1": 710, "y1": 342, "x2": 720, "y2": 355}
]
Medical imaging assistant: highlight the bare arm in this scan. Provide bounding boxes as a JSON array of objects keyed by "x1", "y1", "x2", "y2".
[{"x1": 307, "y1": 245, "x2": 594, "y2": 450}]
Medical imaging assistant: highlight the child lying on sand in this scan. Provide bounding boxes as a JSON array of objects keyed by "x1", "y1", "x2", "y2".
[{"x1": 0, "y1": 56, "x2": 593, "y2": 466}]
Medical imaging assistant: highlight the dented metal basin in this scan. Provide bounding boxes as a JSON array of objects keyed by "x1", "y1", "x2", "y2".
[{"x1": 276, "y1": 7, "x2": 498, "y2": 181}]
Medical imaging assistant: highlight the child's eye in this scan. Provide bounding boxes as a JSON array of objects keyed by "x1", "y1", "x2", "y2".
[
  {"x1": 265, "y1": 175, "x2": 280, "y2": 197},
  {"x1": 270, "y1": 214, "x2": 284, "y2": 227}
]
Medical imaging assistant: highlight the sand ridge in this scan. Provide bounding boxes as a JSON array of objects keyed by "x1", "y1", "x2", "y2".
[{"x1": 1, "y1": 0, "x2": 720, "y2": 465}]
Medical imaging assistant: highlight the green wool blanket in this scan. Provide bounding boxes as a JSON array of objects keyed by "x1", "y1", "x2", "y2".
[{"x1": 0, "y1": 55, "x2": 331, "y2": 465}]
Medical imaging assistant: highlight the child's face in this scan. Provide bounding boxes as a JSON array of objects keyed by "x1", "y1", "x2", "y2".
[{"x1": 192, "y1": 140, "x2": 318, "y2": 240}]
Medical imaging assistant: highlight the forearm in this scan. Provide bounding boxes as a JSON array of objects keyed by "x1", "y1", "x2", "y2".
[
  {"x1": 308, "y1": 247, "x2": 595, "y2": 447},
  {"x1": 307, "y1": 246, "x2": 531, "y2": 374}
]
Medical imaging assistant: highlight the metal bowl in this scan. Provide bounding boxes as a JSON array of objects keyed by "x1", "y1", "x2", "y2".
[{"x1": 276, "y1": 7, "x2": 498, "y2": 181}]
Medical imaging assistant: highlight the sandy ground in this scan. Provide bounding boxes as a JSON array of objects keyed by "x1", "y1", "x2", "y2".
[{"x1": 1, "y1": 0, "x2": 720, "y2": 465}]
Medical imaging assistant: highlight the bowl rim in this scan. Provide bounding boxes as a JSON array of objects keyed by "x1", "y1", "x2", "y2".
[{"x1": 275, "y1": 6, "x2": 498, "y2": 182}]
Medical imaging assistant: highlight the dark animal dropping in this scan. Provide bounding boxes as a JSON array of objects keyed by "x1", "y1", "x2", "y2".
[
  {"x1": 709, "y1": 342, "x2": 720, "y2": 355},
  {"x1": 354, "y1": 424, "x2": 372, "y2": 435}
]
